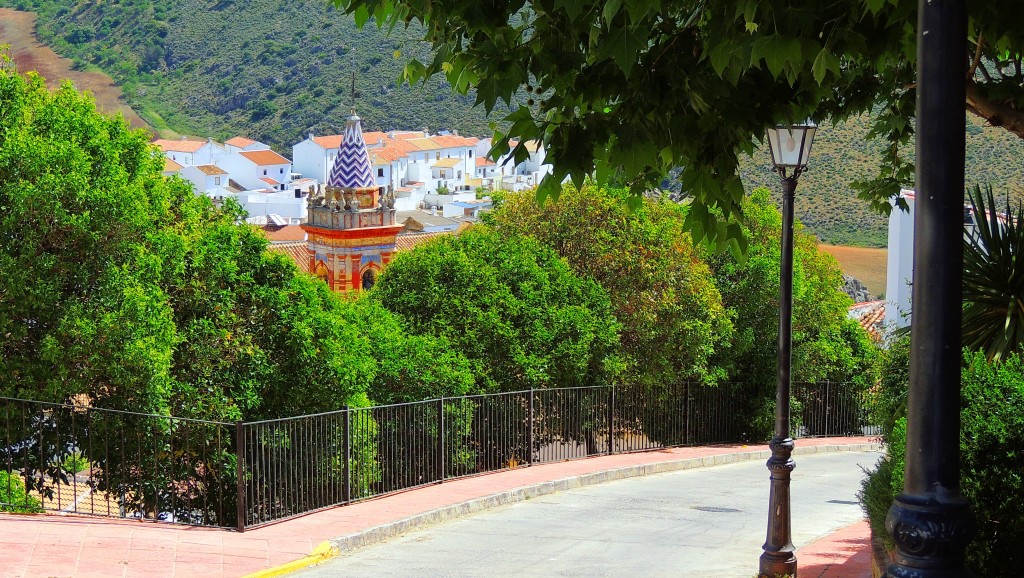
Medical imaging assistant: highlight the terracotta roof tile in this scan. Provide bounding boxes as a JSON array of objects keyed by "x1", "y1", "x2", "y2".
[
  {"x1": 163, "y1": 158, "x2": 183, "y2": 172},
  {"x1": 260, "y1": 224, "x2": 307, "y2": 243},
  {"x1": 404, "y1": 138, "x2": 443, "y2": 151},
  {"x1": 432, "y1": 158, "x2": 462, "y2": 169},
  {"x1": 260, "y1": 177, "x2": 281, "y2": 186},
  {"x1": 849, "y1": 300, "x2": 886, "y2": 341},
  {"x1": 153, "y1": 138, "x2": 207, "y2": 153},
  {"x1": 476, "y1": 157, "x2": 496, "y2": 167},
  {"x1": 395, "y1": 231, "x2": 453, "y2": 251},
  {"x1": 430, "y1": 135, "x2": 478, "y2": 148},
  {"x1": 226, "y1": 136, "x2": 257, "y2": 148},
  {"x1": 267, "y1": 241, "x2": 310, "y2": 272},
  {"x1": 194, "y1": 164, "x2": 227, "y2": 176},
  {"x1": 312, "y1": 135, "x2": 344, "y2": 149},
  {"x1": 240, "y1": 150, "x2": 290, "y2": 166}
]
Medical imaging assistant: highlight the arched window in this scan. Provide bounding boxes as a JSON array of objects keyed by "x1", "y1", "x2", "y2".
[{"x1": 361, "y1": 268, "x2": 378, "y2": 291}]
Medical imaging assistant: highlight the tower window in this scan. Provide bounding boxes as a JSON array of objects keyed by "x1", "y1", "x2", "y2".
[
  {"x1": 361, "y1": 269, "x2": 377, "y2": 291},
  {"x1": 378, "y1": 168, "x2": 384, "y2": 177}
]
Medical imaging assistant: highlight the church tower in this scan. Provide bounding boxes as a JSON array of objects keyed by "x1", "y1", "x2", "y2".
[{"x1": 301, "y1": 111, "x2": 403, "y2": 292}]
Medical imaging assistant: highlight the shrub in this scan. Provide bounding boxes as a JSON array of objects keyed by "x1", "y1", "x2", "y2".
[
  {"x1": 0, "y1": 472, "x2": 44, "y2": 514},
  {"x1": 861, "y1": 349, "x2": 1024, "y2": 575}
]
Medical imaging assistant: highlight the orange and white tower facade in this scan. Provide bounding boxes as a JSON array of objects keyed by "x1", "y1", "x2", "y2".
[{"x1": 301, "y1": 111, "x2": 402, "y2": 292}]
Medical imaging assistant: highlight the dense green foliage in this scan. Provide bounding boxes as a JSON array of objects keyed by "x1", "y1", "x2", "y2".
[
  {"x1": 862, "y1": 349, "x2": 1024, "y2": 576},
  {"x1": 0, "y1": 64, "x2": 380, "y2": 420},
  {"x1": 370, "y1": 228, "x2": 623, "y2": 393},
  {"x1": 489, "y1": 185, "x2": 876, "y2": 439},
  {"x1": 0, "y1": 471, "x2": 43, "y2": 513},
  {"x1": 491, "y1": 184, "x2": 732, "y2": 387},
  {"x1": 2, "y1": 0, "x2": 497, "y2": 146},
  {"x1": 703, "y1": 188, "x2": 877, "y2": 436},
  {"x1": 963, "y1": 185, "x2": 1024, "y2": 361}
]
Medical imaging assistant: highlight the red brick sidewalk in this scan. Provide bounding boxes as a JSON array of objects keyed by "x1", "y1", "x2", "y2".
[
  {"x1": 797, "y1": 520, "x2": 873, "y2": 578},
  {"x1": 0, "y1": 437, "x2": 878, "y2": 578}
]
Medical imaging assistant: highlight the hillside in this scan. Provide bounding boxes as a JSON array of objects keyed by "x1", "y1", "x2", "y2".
[
  {"x1": 1, "y1": 0, "x2": 500, "y2": 146},
  {"x1": 3, "y1": 0, "x2": 1024, "y2": 247}
]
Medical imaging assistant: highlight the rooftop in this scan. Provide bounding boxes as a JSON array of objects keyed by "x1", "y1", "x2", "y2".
[
  {"x1": 240, "y1": 149, "x2": 290, "y2": 166},
  {"x1": 153, "y1": 138, "x2": 209, "y2": 153},
  {"x1": 226, "y1": 136, "x2": 257, "y2": 148},
  {"x1": 194, "y1": 164, "x2": 227, "y2": 176},
  {"x1": 163, "y1": 158, "x2": 183, "y2": 173},
  {"x1": 432, "y1": 158, "x2": 462, "y2": 169}
]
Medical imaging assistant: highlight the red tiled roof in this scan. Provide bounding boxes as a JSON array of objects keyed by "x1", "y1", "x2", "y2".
[
  {"x1": 260, "y1": 177, "x2": 281, "y2": 186},
  {"x1": 476, "y1": 157, "x2": 495, "y2": 167},
  {"x1": 849, "y1": 300, "x2": 886, "y2": 341},
  {"x1": 153, "y1": 138, "x2": 207, "y2": 153},
  {"x1": 261, "y1": 224, "x2": 307, "y2": 243},
  {"x1": 430, "y1": 135, "x2": 478, "y2": 148},
  {"x1": 312, "y1": 135, "x2": 344, "y2": 149},
  {"x1": 226, "y1": 136, "x2": 257, "y2": 148},
  {"x1": 163, "y1": 158, "x2": 183, "y2": 173},
  {"x1": 267, "y1": 241, "x2": 310, "y2": 272},
  {"x1": 240, "y1": 150, "x2": 290, "y2": 166},
  {"x1": 370, "y1": 147, "x2": 408, "y2": 164},
  {"x1": 395, "y1": 231, "x2": 453, "y2": 252},
  {"x1": 363, "y1": 131, "x2": 388, "y2": 146},
  {"x1": 194, "y1": 164, "x2": 227, "y2": 176}
]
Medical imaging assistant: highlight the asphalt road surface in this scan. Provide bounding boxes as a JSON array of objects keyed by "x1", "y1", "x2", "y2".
[{"x1": 300, "y1": 450, "x2": 882, "y2": 578}]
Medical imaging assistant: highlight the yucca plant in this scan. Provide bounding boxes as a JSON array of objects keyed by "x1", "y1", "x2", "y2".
[{"x1": 963, "y1": 185, "x2": 1024, "y2": 361}]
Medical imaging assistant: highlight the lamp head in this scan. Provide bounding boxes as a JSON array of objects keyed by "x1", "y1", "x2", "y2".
[{"x1": 766, "y1": 121, "x2": 817, "y2": 177}]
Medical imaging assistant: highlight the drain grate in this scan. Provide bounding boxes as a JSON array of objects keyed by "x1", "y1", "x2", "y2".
[{"x1": 691, "y1": 506, "x2": 742, "y2": 513}]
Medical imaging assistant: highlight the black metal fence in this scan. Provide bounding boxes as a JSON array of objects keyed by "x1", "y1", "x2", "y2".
[{"x1": 1, "y1": 382, "x2": 876, "y2": 530}]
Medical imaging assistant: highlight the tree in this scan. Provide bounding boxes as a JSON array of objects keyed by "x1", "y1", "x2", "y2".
[
  {"x1": 491, "y1": 184, "x2": 733, "y2": 387},
  {"x1": 369, "y1": 227, "x2": 623, "y2": 393},
  {"x1": 331, "y1": 0, "x2": 1020, "y2": 244},
  {"x1": 0, "y1": 65, "x2": 391, "y2": 524},
  {"x1": 704, "y1": 188, "x2": 877, "y2": 436}
]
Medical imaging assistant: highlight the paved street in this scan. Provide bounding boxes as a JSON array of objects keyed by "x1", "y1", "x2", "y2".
[{"x1": 300, "y1": 450, "x2": 881, "y2": 578}]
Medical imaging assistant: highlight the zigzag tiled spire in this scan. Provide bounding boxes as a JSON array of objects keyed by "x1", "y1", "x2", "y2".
[{"x1": 327, "y1": 112, "x2": 374, "y2": 189}]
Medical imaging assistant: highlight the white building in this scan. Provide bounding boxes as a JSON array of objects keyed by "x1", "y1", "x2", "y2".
[
  {"x1": 219, "y1": 149, "x2": 292, "y2": 192},
  {"x1": 885, "y1": 189, "x2": 916, "y2": 330},
  {"x1": 179, "y1": 164, "x2": 231, "y2": 197},
  {"x1": 224, "y1": 136, "x2": 271, "y2": 154},
  {"x1": 153, "y1": 138, "x2": 225, "y2": 166}
]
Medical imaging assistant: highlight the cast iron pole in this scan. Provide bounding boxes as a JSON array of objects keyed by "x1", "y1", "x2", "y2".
[
  {"x1": 884, "y1": 0, "x2": 975, "y2": 575},
  {"x1": 760, "y1": 175, "x2": 798, "y2": 577}
]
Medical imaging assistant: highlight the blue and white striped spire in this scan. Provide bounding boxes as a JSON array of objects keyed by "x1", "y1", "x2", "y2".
[{"x1": 327, "y1": 112, "x2": 374, "y2": 189}]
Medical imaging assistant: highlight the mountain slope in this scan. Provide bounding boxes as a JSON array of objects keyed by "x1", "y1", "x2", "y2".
[{"x1": 4, "y1": 0, "x2": 498, "y2": 146}]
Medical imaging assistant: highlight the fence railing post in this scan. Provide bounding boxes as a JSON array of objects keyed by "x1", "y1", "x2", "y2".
[
  {"x1": 235, "y1": 421, "x2": 245, "y2": 532},
  {"x1": 343, "y1": 405, "x2": 351, "y2": 504},
  {"x1": 528, "y1": 389, "x2": 535, "y2": 465},
  {"x1": 436, "y1": 397, "x2": 445, "y2": 483},
  {"x1": 826, "y1": 380, "x2": 833, "y2": 437},
  {"x1": 607, "y1": 386, "x2": 615, "y2": 455}
]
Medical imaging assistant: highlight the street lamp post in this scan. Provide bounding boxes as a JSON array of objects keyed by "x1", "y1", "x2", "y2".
[{"x1": 760, "y1": 121, "x2": 817, "y2": 578}]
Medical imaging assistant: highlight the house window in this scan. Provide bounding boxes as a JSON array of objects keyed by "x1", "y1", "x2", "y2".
[
  {"x1": 263, "y1": 169, "x2": 267, "y2": 175},
  {"x1": 457, "y1": 171, "x2": 462, "y2": 179},
  {"x1": 436, "y1": 152, "x2": 441, "y2": 160},
  {"x1": 378, "y1": 168, "x2": 384, "y2": 177},
  {"x1": 214, "y1": 177, "x2": 221, "y2": 185},
  {"x1": 280, "y1": 168, "x2": 284, "y2": 174},
  {"x1": 469, "y1": 150, "x2": 473, "y2": 157}
]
